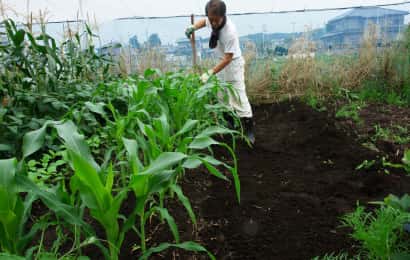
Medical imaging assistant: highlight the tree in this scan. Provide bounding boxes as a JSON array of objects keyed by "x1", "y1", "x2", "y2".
[
  {"x1": 147, "y1": 33, "x2": 161, "y2": 47},
  {"x1": 129, "y1": 35, "x2": 140, "y2": 49},
  {"x1": 274, "y1": 46, "x2": 288, "y2": 56}
]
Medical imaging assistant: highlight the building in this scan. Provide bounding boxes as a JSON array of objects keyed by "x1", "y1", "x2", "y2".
[
  {"x1": 321, "y1": 7, "x2": 409, "y2": 49},
  {"x1": 0, "y1": 22, "x2": 8, "y2": 46},
  {"x1": 97, "y1": 41, "x2": 122, "y2": 57},
  {"x1": 174, "y1": 37, "x2": 204, "y2": 57},
  {"x1": 0, "y1": 33, "x2": 7, "y2": 45}
]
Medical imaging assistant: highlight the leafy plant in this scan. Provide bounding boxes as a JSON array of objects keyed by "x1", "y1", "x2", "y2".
[
  {"x1": 335, "y1": 101, "x2": 365, "y2": 124},
  {"x1": 1, "y1": 17, "x2": 243, "y2": 258},
  {"x1": 356, "y1": 159, "x2": 376, "y2": 170},
  {"x1": 372, "y1": 125, "x2": 410, "y2": 145},
  {"x1": 27, "y1": 149, "x2": 67, "y2": 186},
  {"x1": 382, "y1": 150, "x2": 410, "y2": 175},
  {"x1": 0, "y1": 157, "x2": 89, "y2": 256},
  {"x1": 312, "y1": 252, "x2": 360, "y2": 260},
  {"x1": 341, "y1": 201, "x2": 410, "y2": 259},
  {"x1": 0, "y1": 19, "x2": 113, "y2": 158}
]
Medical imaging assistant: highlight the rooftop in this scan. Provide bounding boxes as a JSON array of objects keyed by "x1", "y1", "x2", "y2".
[{"x1": 329, "y1": 7, "x2": 409, "y2": 23}]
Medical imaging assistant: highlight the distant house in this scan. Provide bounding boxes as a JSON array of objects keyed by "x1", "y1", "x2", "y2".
[
  {"x1": 0, "y1": 34, "x2": 7, "y2": 45},
  {"x1": 0, "y1": 23, "x2": 8, "y2": 46},
  {"x1": 321, "y1": 7, "x2": 409, "y2": 49},
  {"x1": 97, "y1": 42, "x2": 122, "y2": 57},
  {"x1": 174, "y1": 37, "x2": 205, "y2": 57}
]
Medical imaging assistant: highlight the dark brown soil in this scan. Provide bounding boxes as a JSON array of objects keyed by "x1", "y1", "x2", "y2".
[
  {"x1": 333, "y1": 101, "x2": 410, "y2": 161},
  {"x1": 137, "y1": 100, "x2": 410, "y2": 260}
]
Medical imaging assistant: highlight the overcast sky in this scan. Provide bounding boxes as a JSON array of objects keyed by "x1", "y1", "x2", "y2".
[
  {"x1": 5, "y1": 0, "x2": 410, "y2": 21},
  {"x1": 4, "y1": 0, "x2": 410, "y2": 44}
]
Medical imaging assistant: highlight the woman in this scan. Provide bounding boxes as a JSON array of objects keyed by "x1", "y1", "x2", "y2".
[{"x1": 185, "y1": 0, "x2": 255, "y2": 144}]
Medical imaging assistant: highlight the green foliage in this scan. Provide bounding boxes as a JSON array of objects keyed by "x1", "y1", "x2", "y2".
[
  {"x1": 312, "y1": 252, "x2": 360, "y2": 260},
  {"x1": 341, "y1": 198, "x2": 410, "y2": 259},
  {"x1": 372, "y1": 125, "x2": 410, "y2": 145},
  {"x1": 27, "y1": 149, "x2": 67, "y2": 186},
  {"x1": 0, "y1": 19, "x2": 113, "y2": 158},
  {"x1": 0, "y1": 157, "x2": 89, "y2": 256},
  {"x1": 382, "y1": 150, "x2": 410, "y2": 175},
  {"x1": 0, "y1": 65, "x2": 242, "y2": 259},
  {"x1": 335, "y1": 101, "x2": 365, "y2": 124},
  {"x1": 304, "y1": 90, "x2": 327, "y2": 112},
  {"x1": 0, "y1": 18, "x2": 243, "y2": 259},
  {"x1": 356, "y1": 159, "x2": 376, "y2": 171}
]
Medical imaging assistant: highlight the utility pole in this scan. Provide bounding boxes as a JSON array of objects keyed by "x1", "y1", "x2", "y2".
[
  {"x1": 0, "y1": 0, "x2": 4, "y2": 19},
  {"x1": 291, "y1": 22, "x2": 296, "y2": 39},
  {"x1": 26, "y1": 0, "x2": 30, "y2": 22},
  {"x1": 262, "y1": 24, "x2": 267, "y2": 57},
  {"x1": 190, "y1": 14, "x2": 197, "y2": 68}
]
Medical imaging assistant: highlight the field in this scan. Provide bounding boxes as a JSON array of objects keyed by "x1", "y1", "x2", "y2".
[
  {"x1": 1, "y1": 18, "x2": 410, "y2": 259},
  {"x1": 141, "y1": 100, "x2": 410, "y2": 259}
]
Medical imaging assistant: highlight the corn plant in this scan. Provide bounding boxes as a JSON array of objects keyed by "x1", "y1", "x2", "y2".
[
  {"x1": 0, "y1": 158, "x2": 35, "y2": 254},
  {"x1": 0, "y1": 156, "x2": 89, "y2": 257},
  {"x1": 20, "y1": 119, "x2": 215, "y2": 259},
  {"x1": 9, "y1": 66, "x2": 242, "y2": 259},
  {"x1": 0, "y1": 19, "x2": 113, "y2": 158},
  {"x1": 21, "y1": 120, "x2": 118, "y2": 258}
]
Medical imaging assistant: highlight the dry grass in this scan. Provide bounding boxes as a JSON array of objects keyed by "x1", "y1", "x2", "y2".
[
  {"x1": 271, "y1": 25, "x2": 382, "y2": 103},
  {"x1": 243, "y1": 41, "x2": 277, "y2": 104},
  {"x1": 114, "y1": 47, "x2": 177, "y2": 76},
  {"x1": 0, "y1": 0, "x2": 20, "y2": 20},
  {"x1": 274, "y1": 35, "x2": 329, "y2": 101},
  {"x1": 335, "y1": 24, "x2": 378, "y2": 90},
  {"x1": 135, "y1": 47, "x2": 172, "y2": 74}
]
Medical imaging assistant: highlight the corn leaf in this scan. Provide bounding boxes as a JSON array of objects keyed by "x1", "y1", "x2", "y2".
[
  {"x1": 138, "y1": 152, "x2": 187, "y2": 176},
  {"x1": 170, "y1": 184, "x2": 196, "y2": 226},
  {"x1": 15, "y1": 175, "x2": 84, "y2": 226},
  {"x1": 174, "y1": 120, "x2": 198, "y2": 137},
  {"x1": 68, "y1": 150, "x2": 108, "y2": 212},
  {"x1": 22, "y1": 123, "x2": 49, "y2": 158},
  {"x1": 189, "y1": 136, "x2": 219, "y2": 150},
  {"x1": 0, "y1": 254, "x2": 24, "y2": 260},
  {"x1": 197, "y1": 126, "x2": 235, "y2": 138},
  {"x1": 201, "y1": 160, "x2": 228, "y2": 181},
  {"x1": 85, "y1": 102, "x2": 107, "y2": 118},
  {"x1": 54, "y1": 121, "x2": 100, "y2": 171},
  {"x1": 182, "y1": 157, "x2": 202, "y2": 169},
  {"x1": 122, "y1": 138, "x2": 143, "y2": 174},
  {"x1": 140, "y1": 241, "x2": 215, "y2": 260},
  {"x1": 153, "y1": 207, "x2": 179, "y2": 243}
]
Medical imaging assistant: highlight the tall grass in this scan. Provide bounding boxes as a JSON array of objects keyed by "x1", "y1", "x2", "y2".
[
  {"x1": 257, "y1": 24, "x2": 410, "y2": 106},
  {"x1": 243, "y1": 42, "x2": 278, "y2": 103}
]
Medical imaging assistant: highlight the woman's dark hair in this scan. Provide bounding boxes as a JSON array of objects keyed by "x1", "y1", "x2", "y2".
[{"x1": 205, "y1": 0, "x2": 226, "y2": 17}]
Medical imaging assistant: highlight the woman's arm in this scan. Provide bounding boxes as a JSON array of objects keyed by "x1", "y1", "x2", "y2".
[
  {"x1": 211, "y1": 53, "x2": 233, "y2": 74},
  {"x1": 193, "y1": 18, "x2": 206, "y2": 30},
  {"x1": 201, "y1": 53, "x2": 233, "y2": 83}
]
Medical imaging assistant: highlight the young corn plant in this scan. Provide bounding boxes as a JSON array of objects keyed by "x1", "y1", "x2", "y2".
[
  {"x1": 0, "y1": 158, "x2": 38, "y2": 255},
  {"x1": 83, "y1": 72, "x2": 240, "y2": 257},
  {"x1": 22, "y1": 120, "x2": 125, "y2": 259},
  {"x1": 22, "y1": 118, "x2": 216, "y2": 259},
  {"x1": 0, "y1": 157, "x2": 87, "y2": 257},
  {"x1": 15, "y1": 68, "x2": 242, "y2": 258}
]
